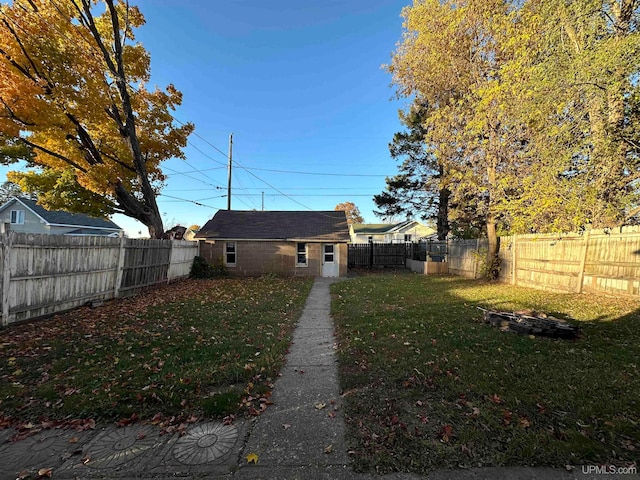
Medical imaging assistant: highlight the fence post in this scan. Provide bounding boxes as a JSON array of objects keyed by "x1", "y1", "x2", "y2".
[
  {"x1": 576, "y1": 230, "x2": 590, "y2": 293},
  {"x1": 369, "y1": 241, "x2": 373, "y2": 269},
  {"x1": 473, "y1": 238, "x2": 480, "y2": 278},
  {"x1": 114, "y1": 233, "x2": 126, "y2": 298},
  {"x1": 511, "y1": 235, "x2": 517, "y2": 285},
  {"x1": 1, "y1": 230, "x2": 13, "y2": 327}
]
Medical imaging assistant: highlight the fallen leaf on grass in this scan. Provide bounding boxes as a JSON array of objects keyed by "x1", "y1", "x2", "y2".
[
  {"x1": 282, "y1": 423, "x2": 291, "y2": 429},
  {"x1": 438, "y1": 424, "x2": 454, "y2": 442},
  {"x1": 246, "y1": 452, "x2": 259, "y2": 464},
  {"x1": 314, "y1": 403, "x2": 326, "y2": 410},
  {"x1": 328, "y1": 411, "x2": 337, "y2": 418},
  {"x1": 324, "y1": 444, "x2": 333, "y2": 454},
  {"x1": 37, "y1": 468, "x2": 53, "y2": 478},
  {"x1": 502, "y1": 410, "x2": 513, "y2": 426}
]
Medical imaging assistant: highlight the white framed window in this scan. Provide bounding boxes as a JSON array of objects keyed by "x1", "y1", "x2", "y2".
[
  {"x1": 225, "y1": 241, "x2": 236, "y2": 266},
  {"x1": 296, "y1": 242, "x2": 308, "y2": 266},
  {"x1": 404, "y1": 234, "x2": 412, "y2": 242},
  {"x1": 323, "y1": 244, "x2": 335, "y2": 263},
  {"x1": 10, "y1": 210, "x2": 25, "y2": 225}
]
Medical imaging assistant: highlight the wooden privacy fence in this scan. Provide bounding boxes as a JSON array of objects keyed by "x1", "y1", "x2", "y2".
[
  {"x1": 348, "y1": 243, "x2": 411, "y2": 268},
  {"x1": 448, "y1": 227, "x2": 640, "y2": 297},
  {"x1": 0, "y1": 233, "x2": 199, "y2": 327}
]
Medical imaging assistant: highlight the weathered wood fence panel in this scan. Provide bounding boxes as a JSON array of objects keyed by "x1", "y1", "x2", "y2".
[
  {"x1": 582, "y1": 230, "x2": 640, "y2": 296},
  {"x1": 0, "y1": 233, "x2": 199, "y2": 327},
  {"x1": 448, "y1": 227, "x2": 640, "y2": 297},
  {"x1": 120, "y1": 239, "x2": 172, "y2": 296},
  {"x1": 448, "y1": 239, "x2": 483, "y2": 278},
  {"x1": 3, "y1": 234, "x2": 120, "y2": 324},
  {"x1": 168, "y1": 240, "x2": 199, "y2": 281},
  {"x1": 510, "y1": 234, "x2": 584, "y2": 292}
]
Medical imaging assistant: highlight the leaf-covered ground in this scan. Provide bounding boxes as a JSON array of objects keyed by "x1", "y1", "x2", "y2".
[
  {"x1": 0, "y1": 277, "x2": 313, "y2": 428},
  {"x1": 332, "y1": 273, "x2": 640, "y2": 473}
]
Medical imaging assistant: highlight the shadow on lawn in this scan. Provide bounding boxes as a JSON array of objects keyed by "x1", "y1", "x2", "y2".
[{"x1": 332, "y1": 273, "x2": 640, "y2": 474}]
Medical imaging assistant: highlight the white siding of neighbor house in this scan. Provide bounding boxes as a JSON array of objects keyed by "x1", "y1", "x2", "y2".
[{"x1": 0, "y1": 200, "x2": 50, "y2": 234}]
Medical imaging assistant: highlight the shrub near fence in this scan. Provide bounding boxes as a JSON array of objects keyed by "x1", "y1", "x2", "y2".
[{"x1": 0, "y1": 233, "x2": 199, "y2": 327}]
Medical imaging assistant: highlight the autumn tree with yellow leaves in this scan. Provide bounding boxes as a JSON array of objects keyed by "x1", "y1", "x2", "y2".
[
  {"x1": 386, "y1": 0, "x2": 640, "y2": 277},
  {"x1": 0, "y1": 0, "x2": 193, "y2": 238},
  {"x1": 388, "y1": 0, "x2": 521, "y2": 275}
]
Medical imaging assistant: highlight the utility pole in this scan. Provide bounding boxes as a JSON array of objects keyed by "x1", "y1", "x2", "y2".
[
  {"x1": 227, "y1": 133, "x2": 233, "y2": 210},
  {"x1": 262, "y1": 191, "x2": 264, "y2": 211}
]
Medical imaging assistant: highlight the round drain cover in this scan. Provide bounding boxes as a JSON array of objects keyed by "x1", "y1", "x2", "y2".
[{"x1": 173, "y1": 422, "x2": 238, "y2": 465}]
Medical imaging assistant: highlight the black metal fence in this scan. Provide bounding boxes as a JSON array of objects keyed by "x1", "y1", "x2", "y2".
[
  {"x1": 348, "y1": 241, "x2": 448, "y2": 268},
  {"x1": 410, "y1": 240, "x2": 448, "y2": 262},
  {"x1": 348, "y1": 243, "x2": 411, "y2": 268}
]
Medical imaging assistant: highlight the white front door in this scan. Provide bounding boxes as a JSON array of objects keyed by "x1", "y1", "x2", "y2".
[{"x1": 321, "y1": 244, "x2": 339, "y2": 277}]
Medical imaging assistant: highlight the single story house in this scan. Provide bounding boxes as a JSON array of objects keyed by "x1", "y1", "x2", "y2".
[
  {"x1": 0, "y1": 197, "x2": 123, "y2": 236},
  {"x1": 195, "y1": 210, "x2": 349, "y2": 277},
  {"x1": 350, "y1": 220, "x2": 436, "y2": 244}
]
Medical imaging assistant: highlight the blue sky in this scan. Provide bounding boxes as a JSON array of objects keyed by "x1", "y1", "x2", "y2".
[{"x1": 2, "y1": 0, "x2": 412, "y2": 236}]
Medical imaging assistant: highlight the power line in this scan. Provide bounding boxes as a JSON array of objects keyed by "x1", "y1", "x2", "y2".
[
  {"x1": 235, "y1": 165, "x2": 388, "y2": 177},
  {"x1": 158, "y1": 193, "x2": 220, "y2": 209},
  {"x1": 234, "y1": 193, "x2": 376, "y2": 197},
  {"x1": 164, "y1": 166, "x2": 226, "y2": 177},
  {"x1": 163, "y1": 166, "x2": 225, "y2": 189}
]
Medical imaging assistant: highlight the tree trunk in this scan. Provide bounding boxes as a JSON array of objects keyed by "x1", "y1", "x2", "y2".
[
  {"x1": 114, "y1": 182, "x2": 165, "y2": 238},
  {"x1": 486, "y1": 142, "x2": 499, "y2": 279},
  {"x1": 486, "y1": 212, "x2": 499, "y2": 279},
  {"x1": 437, "y1": 185, "x2": 450, "y2": 240}
]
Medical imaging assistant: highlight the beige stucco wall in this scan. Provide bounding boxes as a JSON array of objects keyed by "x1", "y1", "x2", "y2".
[{"x1": 199, "y1": 240, "x2": 347, "y2": 277}]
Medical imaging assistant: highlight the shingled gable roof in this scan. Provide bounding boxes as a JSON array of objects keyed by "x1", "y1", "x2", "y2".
[
  {"x1": 352, "y1": 220, "x2": 417, "y2": 235},
  {"x1": 196, "y1": 210, "x2": 350, "y2": 242},
  {"x1": 0, "y1": 197, "x2": 121, "y2": 231}
]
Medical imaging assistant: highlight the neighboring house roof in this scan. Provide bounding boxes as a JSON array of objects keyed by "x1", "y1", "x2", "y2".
[
  {"x1": 0, "y1": 197, "x2": 122, "y2": 232},
  {"x1": 351, "y1": 221, "x2": 436, "y2": 239},
  {"x1": 196, "y1": 210, "x2": 350, "y2": 242},
  {"x1": 352, "y1": 223, "x2": 395, "y2": 235}
]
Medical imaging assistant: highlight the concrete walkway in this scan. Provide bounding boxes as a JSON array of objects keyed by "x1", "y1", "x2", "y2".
[
  {"x1": 0, "y1": 278, "x2": 629, "y2": 479},
  {"x1": 234, "y1": 277, "x2": 350, "y2": 480}
]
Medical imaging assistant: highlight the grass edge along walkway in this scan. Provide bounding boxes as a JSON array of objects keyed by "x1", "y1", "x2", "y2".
[
  {"x1": 332, "y1": 274, "x2": 640, "y2": 474},
  {"x1": 0, "y1": 277, "x2": 314, "y2": 427}
]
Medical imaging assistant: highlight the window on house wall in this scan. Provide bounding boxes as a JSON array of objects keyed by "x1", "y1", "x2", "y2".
[
  {"x1": 405, "y1": 234, "x2": 412, "y2": 242},
  {"x1": 225, "y1": 241, "x2": 236, "y2": 266},
  {"x1": 10, "y1": 210, "x2": 25, "y2": 225},
  {"x1": 296, "y1": 242, "x2": 308, "y2": 266}
]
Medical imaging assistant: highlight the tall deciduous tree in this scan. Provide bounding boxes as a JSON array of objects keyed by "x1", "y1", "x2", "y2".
[
  {"x1": 388, "y1": 0, "x2": 522, "y2": 274},
  {"x1": 334, "y1": 201, "x2": 364, "y2": 225},
  {"x1": 0, "y1": 0, "x2": 193, "y2": 238},
  {"x1": 0, "y1": 181, "x2": 27, "y2": 204},
  {"x1": 506, "y1": 0, "x2": 640, "y2": 229}
]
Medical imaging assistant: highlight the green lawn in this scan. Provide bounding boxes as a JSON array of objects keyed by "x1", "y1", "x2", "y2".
[
  {"x1": 332, "y1": 273, "x2": 640, "y2": 473},
  {"x1": 0, "y1": 277, "x2": 313, "y2": 426}
]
